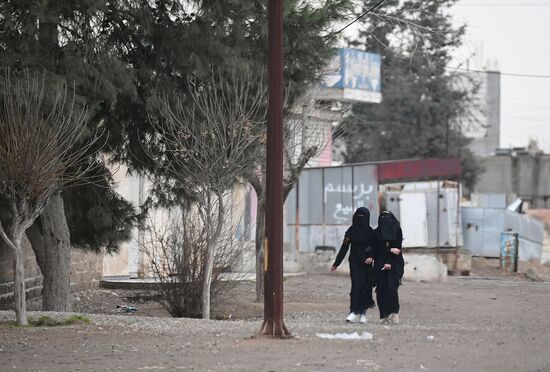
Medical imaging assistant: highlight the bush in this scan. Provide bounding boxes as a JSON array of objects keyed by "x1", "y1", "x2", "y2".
[{"x1": 142, "y1": 209, "x2": 246, "y2": 318}]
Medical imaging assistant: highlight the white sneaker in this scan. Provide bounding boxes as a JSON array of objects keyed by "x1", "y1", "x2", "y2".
[
  {"x1": 346, "y1": 312, "x2": 358, "y2": 323},
  {"x1": 389, "y1": 313, "x2": 399, "y2": 324},
  {"x1": 359, "y1": 314, "x2": 367, "y2": 324},
  {"x1": 381, "y1": 317, "x2": 390, "y2": 325}
]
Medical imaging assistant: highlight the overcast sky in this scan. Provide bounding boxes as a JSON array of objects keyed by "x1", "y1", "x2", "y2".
[{"x1": 451, "y1": 0, "x2": 550, "y2": 152}]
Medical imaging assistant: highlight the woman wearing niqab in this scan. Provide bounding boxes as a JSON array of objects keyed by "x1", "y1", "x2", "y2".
[
  {"x1": 374, "y1": 210, "x2": 405, "y2": 324},
  {"x1": 331, "y1": 207, "x2": 376, "y2": 324}
]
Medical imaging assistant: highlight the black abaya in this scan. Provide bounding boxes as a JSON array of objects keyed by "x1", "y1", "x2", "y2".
[
  {"x1": 374, "y1": 211, "x2": 404, "y2": 319},
  {"x1": 333, "y1": 207, "x2": 376, "y2": 314}
]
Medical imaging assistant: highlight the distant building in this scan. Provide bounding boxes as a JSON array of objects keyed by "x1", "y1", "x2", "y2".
[
  {"x1": 461, "y1": 68, "x2": 501, "y2": 157},
  {"x1": 474, "y1": 149, "x2": 550, "y2": 209}
]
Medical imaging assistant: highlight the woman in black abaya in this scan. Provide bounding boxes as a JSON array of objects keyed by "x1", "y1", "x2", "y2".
[
  {"x1": 331, "y1": 207, "x2": 376, "y2": 324},
  {"x1": 374, "y1": 210, "x2": 405, "y2": 324}
]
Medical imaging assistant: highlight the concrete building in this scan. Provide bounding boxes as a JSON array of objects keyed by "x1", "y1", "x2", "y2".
[
  {"x1": 474, "y1": 150, "x2": 550, "y2": 208},
  {"x1": 461, "y1": 68, "x2": 501, "y2": 157}
]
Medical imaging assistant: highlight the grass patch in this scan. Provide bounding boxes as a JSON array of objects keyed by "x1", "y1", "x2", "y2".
[
  {"x1": 63, "y1": 314, "x2": 91, "y2": 325},
  {"x1": 29, "y1": 315, "x2": 59, "y2": 327}
]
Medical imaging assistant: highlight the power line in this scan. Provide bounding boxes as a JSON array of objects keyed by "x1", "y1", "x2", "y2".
[
  {"x1": 455, "y1": 0, "x2": 550, "y2": 5},
  {"x1": 456, "y1": 2, "x2": 550, "y2": 6},
  {"x1": 331, "y1": 0, "x2": 386, "y2": 35},
  {"x1": 447, "y1": 66, "x2": 550, "y2": 79},
  {"x1": 505, "y1": 101, "x2": 550, "y2": 110}
]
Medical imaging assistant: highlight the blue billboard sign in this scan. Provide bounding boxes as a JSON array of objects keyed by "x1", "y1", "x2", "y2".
[{"x1": 320, "y1": 48, "x2": 382, "y2": 103}]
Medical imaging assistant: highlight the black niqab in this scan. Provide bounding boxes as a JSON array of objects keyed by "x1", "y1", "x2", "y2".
[
  {"x1": 378, "y1": 211, "x2": 401, "y2": 241},
  {"x1": 350, "y1": 207, "x2": 374, "y2": 243}
]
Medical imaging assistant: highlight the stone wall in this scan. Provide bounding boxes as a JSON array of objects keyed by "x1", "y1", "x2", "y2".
[
  {"x1": 69, "y1": 249, "x2": 104, "y2": 291},
  {"x1": 0, "y1": 238, "x2": 103, "y2": 304},
  {"x1": 0, "y1": 237, "x2": 43, "y2": 304}
]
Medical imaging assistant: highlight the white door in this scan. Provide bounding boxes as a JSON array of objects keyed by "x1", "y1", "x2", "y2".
[{"x1": 399, "y1": 192, "x2": 428, "y2": 247}]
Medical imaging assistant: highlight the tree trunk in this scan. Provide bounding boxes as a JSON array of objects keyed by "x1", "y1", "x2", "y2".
[
  {"x1": 201, "y1": 193, "x2": 225, "y2": 319},
  {"x1": 13, "y1": 241, "x2": 28, "y2": 325},
  {"x1": 254, "y1": 199, "x2": 266, "y2": 302},
  {"x1": 202, "y1": 235, "x2": 215, "y2": 319},
  {"x1": 26, "y1": 194, "x2": 71, "y2": 312},
  {"x1": 38, "y1": 5, "x2": 61, "y2": 71},
  {"x1": 0, "y1": 218, "x2": 28, "y2": 325},
  {"x1": 247, "y1": 173, "x2": 267, "y2": 303}
]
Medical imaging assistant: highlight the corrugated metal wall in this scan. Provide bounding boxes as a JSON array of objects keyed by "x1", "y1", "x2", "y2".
[
  {"x1": 286, "y1": 164, "x2": 378, "y2": 252},
  {"x1": 462, "y1": 207, "x2": 544, "y2": 260}
]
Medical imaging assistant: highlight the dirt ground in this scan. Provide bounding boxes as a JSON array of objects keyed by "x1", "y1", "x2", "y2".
[{"x1": 1, "y1": 258, "x2": 550, "y2": 371}]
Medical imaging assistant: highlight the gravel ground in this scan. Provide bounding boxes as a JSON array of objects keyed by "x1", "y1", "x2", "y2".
[{"x1": 1, "y1": 260, "x2": 550, "y2": 371}]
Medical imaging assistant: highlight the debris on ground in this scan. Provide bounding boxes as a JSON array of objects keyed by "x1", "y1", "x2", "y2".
[
  {"x1": 316, "y1": 331, "x2": 373, "y2": 340},
  {"x1": 525, "y1": 268, "x2": 541, "y2": 281},
  {"x1": 116, "y1": 305, "x2": 138, "y2": 313}
]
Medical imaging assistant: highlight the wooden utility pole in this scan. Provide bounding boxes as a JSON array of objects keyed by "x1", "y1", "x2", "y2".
[{"x1": 260, "y1": 0, "x2": 290, "y2": 337}]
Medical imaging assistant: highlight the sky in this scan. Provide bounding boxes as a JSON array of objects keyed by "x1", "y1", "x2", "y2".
[{"x1": 450, "y1": 0, "x2": 550, "y2": 152}]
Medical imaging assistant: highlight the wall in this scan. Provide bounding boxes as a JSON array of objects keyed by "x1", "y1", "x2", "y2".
[
  {"x1": 475, "y1": 153, "x2": 550, "y2": 208},
  {"x1": 104, "y1": 162, "x2": 253, "y2": 278},
  {"x1": 462, "y1": 207, "x2": 544, "y2": 261},
  {"x1": 102, "y1": 163, "x2": 141, "y2": 278},
  {"x1": 0, "y1": 237, "x2": 42, "y2": 304},
  {"x1": 286, "y1": 163, "x2": 379, "y2": 252},
  {"x1": 0, "y1": 238, "x2": 103, "y2": 304},
  {"x1": 235, "y1": 242, "x2": 448, "y2": 282},
  {"x1": 70, "y1": 249, "x2": 104, "y2": 291}
]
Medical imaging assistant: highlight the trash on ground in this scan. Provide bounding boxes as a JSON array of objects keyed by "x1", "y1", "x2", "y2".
[
  {"x1": 116, "y1": 305, "x2": 138, "y2": 313},
  {"x1": 316, "y1": 331, "x2": 373, "y2": 340}
]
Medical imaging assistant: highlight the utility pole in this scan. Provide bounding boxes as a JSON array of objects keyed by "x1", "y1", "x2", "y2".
[{"x1": 260, "y1": 0, "x2": 290, "y2": 337}]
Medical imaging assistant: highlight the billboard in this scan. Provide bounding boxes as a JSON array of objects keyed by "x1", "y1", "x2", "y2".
[{"x1": 320, "y1": 48, "x2": 382, "y2": 103}]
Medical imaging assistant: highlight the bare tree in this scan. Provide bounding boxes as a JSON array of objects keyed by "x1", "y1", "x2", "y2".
[
  {"x1": 146, "y1": 71, "x2": 266, "y2": 319},
  {"x1": 247, "y1": 93, "x2": 347, "y2": 301},
  {"x1": 0, "y1": 69, "x2": 101, "y2": 325},
  {"x1": 141, "y1": 202, "x2": 247, "y2": 318}
]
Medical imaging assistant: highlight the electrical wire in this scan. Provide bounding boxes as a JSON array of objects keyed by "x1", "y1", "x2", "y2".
[
  {"x1": 456, "y1": 2, "x2": 550, "y2": 6},
  {"x1": 447, "y1": 66, "x2": 550, "y2": 79},
  {"x1": 505, "y1": 101, "x2": 550, "y2": 110},
  {"x1": 331, "y1": 0, "x2": 386, "y2": 35}
]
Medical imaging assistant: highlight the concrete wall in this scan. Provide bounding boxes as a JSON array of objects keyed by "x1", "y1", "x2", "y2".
[
  {"x1": 0, "y1": 238, "x2": 103, "y2": 304},
  {"x1": 103, "y1": 163, "x2": 142, "y2": 278},
  {"x1": 104, "y1": 163, "x2": 253, "y2": 278},
  {"x1": 467, "y1": 71, "x2": 501, "y2": 157},
  {"x1": 475, "y1": 154, "x2": 550, "y2": 208},
  {"x1": 235, "y1": 242, "x2": 448, "y2": 282}
]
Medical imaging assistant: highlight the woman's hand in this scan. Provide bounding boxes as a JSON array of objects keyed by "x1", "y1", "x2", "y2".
[
  {"x1": 390, "y1": 248, "x2": 401, "y2": 255},
  {"x1": 383, "y1": 263, "x2": 392, "y2": 270},
  {"x1": 331, "y1": 266, "x2": 337, "y2": 272},
  {"x1": 365, "y1": 257, "x2": 373, "y2": 265}
]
